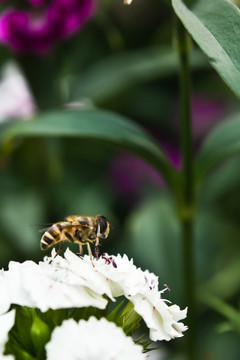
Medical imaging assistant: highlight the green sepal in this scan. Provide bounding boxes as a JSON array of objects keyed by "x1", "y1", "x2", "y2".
[
  {"x1": 4, "y1": 306, "x2": 35, "y2": 360},
  {"x1": 30, "y1": 311, "x2": 51, "y2": 359},
  {"x1": 106, "y1": 299, "x2": 125, "y2": 322},
  {"x1": 69, "y1": 306, "x2": 107, "y2": 322},
  {"x1": 114, "y1": 301, "x2": 142, "y2": 336},
  {"x1": 36, "y1": 308, "x2": 69, "y2": 328},
  {"x1": 5, "y1": 340, "x2": 36, "y2": 360},
  {"x1": 14, "y1": 307, "x2": 35, "y2": 354}
]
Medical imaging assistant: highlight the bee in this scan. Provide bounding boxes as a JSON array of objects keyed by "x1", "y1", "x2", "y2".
[{"x1": 40, "y1": 215, "x2": 110, "y2": 265}]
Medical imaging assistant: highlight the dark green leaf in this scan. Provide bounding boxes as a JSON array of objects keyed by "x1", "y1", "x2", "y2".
[
  {"x1": 172, "y1": 0, "x2": 240, "y2": 99},
  {"x1": 126, "y1": 194, "x2": 182, "y2": 304},
  {"x1": 198, "y1": 154, "x2": 240, "y2": 204},
  {"x1": 196, "y1": 112, "x2": 240, "y2": 179},
  {"x1": 70, "y1": 47, "x2": 208, "y2": 103},
  {"x1": 0, "y1": 189, "x2": 44, "y2": 254},
  {"x1": 0, "y1": 109, "x2": 175, "y2": 184}
]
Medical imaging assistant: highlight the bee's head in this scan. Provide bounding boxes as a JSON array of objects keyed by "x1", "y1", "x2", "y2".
[{"x1": 96, "y1": 216, "x2": 110, "y2": 239}]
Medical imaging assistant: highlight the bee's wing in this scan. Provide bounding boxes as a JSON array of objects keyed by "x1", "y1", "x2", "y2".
[
  {"x1": 33, "y1": 224, "x2": 54, "y2": 233},
  {"x1": 38, "y1": 223, "x2": 89, "y2": 233},
  {"x1": 58, "y1": 224, "x2": 89, "y2": 230}
]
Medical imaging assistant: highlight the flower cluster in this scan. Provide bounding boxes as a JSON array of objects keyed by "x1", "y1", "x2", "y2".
[
  {"x1": 0, "y1": 0, "x2": 96, "y2": 53},
  {"x1": 0, "y1": 249, "x2": 187, "y2": 358}
]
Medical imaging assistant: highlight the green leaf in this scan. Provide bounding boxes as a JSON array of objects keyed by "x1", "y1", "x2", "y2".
[
  {"x1": 0, "y1": 109, "x2": 174, "y2": 184},
  {"x1": 0, "y1": 189, "x2": 44, "y2": 254},
  {"x1": 172, "y1": 0, "x2": 240, "y2": 99},
  {"x1": 198, "y1": 257, "x2": 240, "y2": 300},
  {"x1": 198, "y1": 153, "x2": 240, "y2": 204},
  {"x1": 199, "y1": 294, "x2": 240, "y2": 333},
  {"x1": 196, "y1": 112, "x2": 240, "y2": 179},
  {"x1": 126, "y1": 194, "x2": 183, "y2": 304},
  {"x1": 70, "y1": 46, "x2": 208, "y2": 103}
]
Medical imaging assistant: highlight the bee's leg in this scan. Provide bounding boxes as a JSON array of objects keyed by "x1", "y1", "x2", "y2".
[
  {"x1": 54, "y1": 242, "x2": 63, "y2": 257},
  {"x1": 94, "y1": 246, "x2": 99, "y2": 259},
  {"x1": 95, "y1": 237, "x2": 99, "y2": 247},
  {"x1": 93, "y1": 237, "x2": 99, "y2": 259},
  {"x1": 94, "y1": 245, "x2": 100, "y2": 260},
  {"x1": 76, "y1": 244, "x2": 84, "y2": 259},
  {"x1": 49, "y1": 242, "x2": 63, "y2": 263},
  {"x1": 79, "y1": 244, "x2": 83, "y2": 256},
  {"x1": 87, "y1": 242, "x2": 94, "y2": 267}
]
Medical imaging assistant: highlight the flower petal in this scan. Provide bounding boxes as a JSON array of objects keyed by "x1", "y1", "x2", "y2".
[
  {"x1": 46, "y1": 317, "x2": 146, "y2": 360},
  {"x1": 0, "y1": 309, "x2": 15, "y2": 359}
]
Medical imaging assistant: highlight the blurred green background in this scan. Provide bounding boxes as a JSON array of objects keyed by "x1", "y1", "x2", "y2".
[{"x1": 0, "y1": 0, "x2": 240, "y2": 359}]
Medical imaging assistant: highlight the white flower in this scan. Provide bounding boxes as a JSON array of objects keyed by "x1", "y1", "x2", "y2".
[
  {"x1": 2, "y1": 252, "x2": 112, "y2": 312},
  {"x1": 77, "y1": 251, "x2": 187, "y2": 341},
  {"x1": 1, "y1": 248, "x2": 187, "y2": 342},
  {"x1": 129, "y1": 295, "x2": 187, "y2": 341},
  {"x1": 45, "y1": 317, "x2": 146, "y2": 360},
  {"x1": 65, "y1": 250, "x2": 141, "y2": 298},
  {"x1": 0, "y1": 62, "x2": 36, "y2": 123},
  {"x1": 56, "y1": 249, "x2": 114, "y2": 301},
  {"x1": 124, "y1": 0, "x2": 133, "y2": 4},
  {"x1": 0, "y1": 309, "x2": 15, "y2": 360},
  {"x1": 0, "y1": 270, "x2": 11, "y2": 315}
]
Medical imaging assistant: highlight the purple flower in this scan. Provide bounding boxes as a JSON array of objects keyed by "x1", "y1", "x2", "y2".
[
  {"x1": 173, "y1": 95, "x2": 227, "y2": 139},
  {"x1": 109, "y1": 153, "x2": 163, "y2": 198},
  {"x1": 0, "y1": 0, "x2": 96, "y2": 53},
  {"x1": 109, "y1": 144, "x2": 181, "y2": 202}
]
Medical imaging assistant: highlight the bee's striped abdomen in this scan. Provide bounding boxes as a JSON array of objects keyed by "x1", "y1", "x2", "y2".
[
  {"x1": 40, "y1": 222, "x2": 63, "y2": 250},
  {"x1": 64, "y1": 231, "x2": 74, "y2": 242}
]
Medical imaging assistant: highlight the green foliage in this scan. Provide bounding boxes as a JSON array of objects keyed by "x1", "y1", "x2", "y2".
[
  {"x1": 172, "y1": 0, "x2": 240, "y2": 99},
  {"x1": 30, "y1": 313, "x2": 51, "y2": 359},
  {"x1": 200, "y1": 294, "x2": 240, "y2": 334},
  {"x1": 114, "y1": 301, "x2": 142, "y2": 336},
  {"x1": 71, "y1": 46, "x2": 208, "y2": 103},
  {"x1": 196, "y1": 111, "x2": 240, "y2": 179},
  {"x1": 6, "y1": 307, "x2": 36, "y2": 360},
  {"x1": 126, "y1": 194, "x2": 182, "y2": 303},
  {"x1": 0, "y1": 109, "x2": 173, "y2": 183}
]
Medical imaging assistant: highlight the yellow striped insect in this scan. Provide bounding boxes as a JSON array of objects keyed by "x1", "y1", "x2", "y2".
[{"x1": 40, "y1": 215, "x2": 110, "y2": 265}]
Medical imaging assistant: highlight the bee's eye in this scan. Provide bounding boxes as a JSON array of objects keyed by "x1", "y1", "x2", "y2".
[{"x1": 98, "y1": 216, "x2": 108, "y2": 235}]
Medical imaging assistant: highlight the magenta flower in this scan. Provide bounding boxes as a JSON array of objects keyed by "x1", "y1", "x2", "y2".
[
  {"x1": 173, "y1": 95, "x2": 227, "y2": 139},
  {"x1": 0, "y1": 0, "x2": 96, "y2": 53},
  {"x1": 109, "y1": 144, "x2": 181, "y2": 202},
  {"x1": 109, "y1": 153, "x2": 163, "y2": 197}
]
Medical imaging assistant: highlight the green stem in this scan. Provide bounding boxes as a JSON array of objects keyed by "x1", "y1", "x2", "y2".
[
  {"x1": 174, "y1": 15, "x2": 197, "y2": 360},
  {"x1": 181, "y1": 218, "x2": 196, "y2": 359}
]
